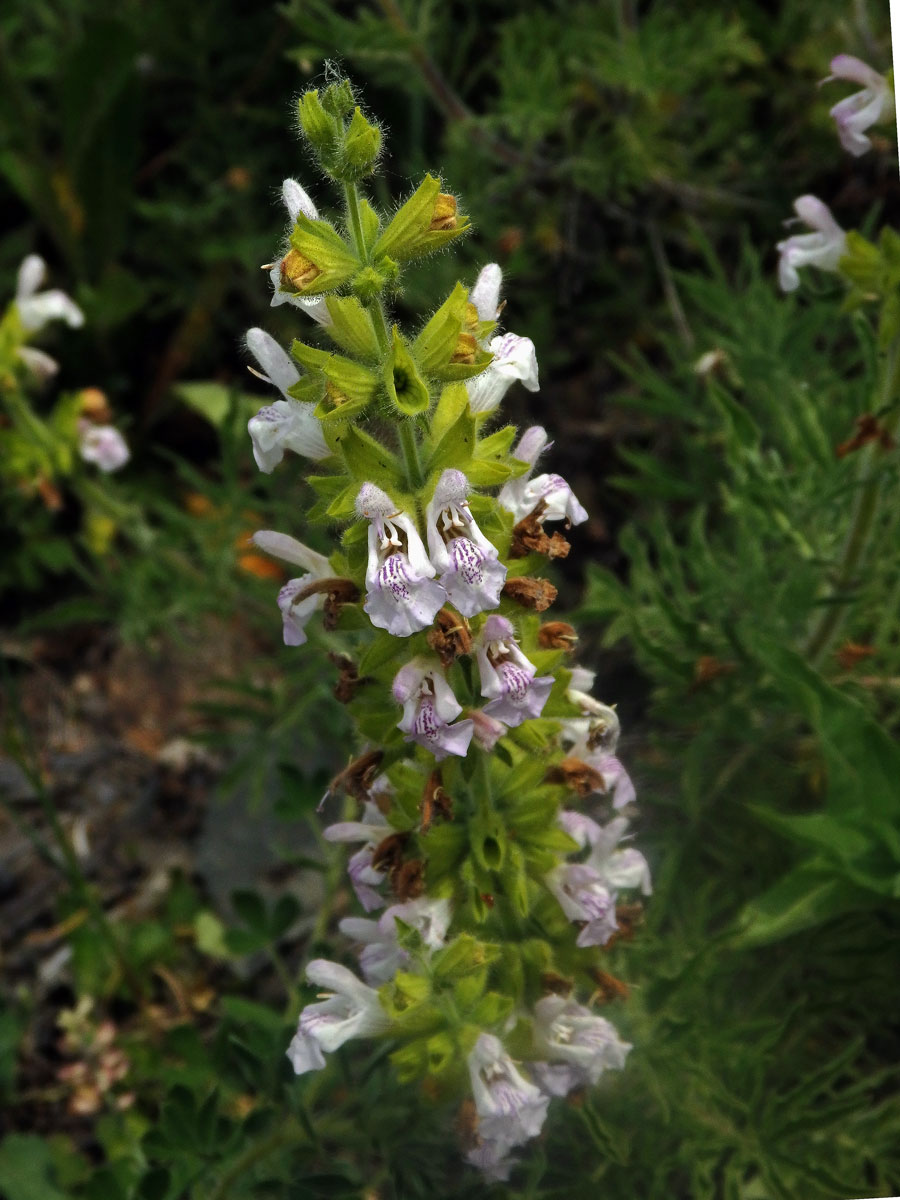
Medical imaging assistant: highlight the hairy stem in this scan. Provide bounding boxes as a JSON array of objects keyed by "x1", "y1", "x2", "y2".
[
  {"x1": 398, "y1": 420, "x2": 424, "y2": 492},
  {"x1": 344, "y1": 180, "x2": 367, "y2": 262}
]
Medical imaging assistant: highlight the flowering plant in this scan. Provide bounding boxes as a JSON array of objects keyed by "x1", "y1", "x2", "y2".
[
  {"x1": 244, "y1": 78, "x2": 647, "y2": 1178},
  {"x1": 1, "y1": 256, "x2": 133, "y2": 568}
]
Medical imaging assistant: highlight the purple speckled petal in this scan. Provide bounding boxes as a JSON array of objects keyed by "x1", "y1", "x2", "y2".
[{"x1": 364, "y1": 558, "x2": 446, "y2": 636}]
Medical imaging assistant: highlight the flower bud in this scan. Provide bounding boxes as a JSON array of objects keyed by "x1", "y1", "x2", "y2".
[
  {"x1": 297, "y1": 90, "x2": 339, "y2": 155},
  {"x1": 321, "y1": 79, "x2": 356, "y2": 120},
  {"x1": 342, "y1": 107, "x2": 382, "y2": 179}
]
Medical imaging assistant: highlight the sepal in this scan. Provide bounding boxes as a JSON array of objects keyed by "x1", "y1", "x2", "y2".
[
  {"x1": 342, "y1": 106, "x2": 382, "y2": 180},
  {"x1": 414, "y1": 282, "x2": 469, "y2": 374},
  {"x1": 373, "y1": 175, "x2": 470, "y2": 264},
  {"x1": 332, "y1": 424, "x2": 401, "y2": 486},
  {"x1": 384, "y1": 326, "x2": 431, "y2": 416},
  {"x1": 297, "y1": 90, "x2": 340, "y2": 156},
  {"x1": 291, "y1": 341, "x2": 379, "y2": 415},
  {"x1": 288, "y1": 214, "x2": 360, "y2": 294},
  {"x1": 323, "y1": 295, "x2": 380, "y2": 359}
]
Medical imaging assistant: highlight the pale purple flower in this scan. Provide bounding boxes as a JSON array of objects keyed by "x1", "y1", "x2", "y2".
[
  {"x1": 286, "y1": 958, "x2": 389, "y2": 1075},
  {"x1": 475, "y1": 615, "x2": 553, "y2": 728},
  {"x1": 465, "y1": 1139, "x2": 515, "y2": 1182},
  {"x1": 558, "y1": 813, "x2": 651, "y2": 896},
  {"x1": 357, "y1": 483, "x2": 446, "y2": 637},
  {"x1": 466, "y1": 333, "x2": 539, "y2": 415},
  {"x1": 529, "y1": 995, "x2": 631, "y2": 1096},
  {"x1": 251, "y1": 530, "x2": 332, "y2": 646},
  {"x1": 339, "y1": 896, "x2": 452, "y2": 985},
  {"x1": 826, "y1": 55, "x2": 893, "y2": 157},
  {"x1": 268, "y1": 179, "x2": 331, "y2": 324},
  {"x1": 323, "y1": 800, "x2": 392, "y2": 911},
  {"x1": 776, "y1": 196, "x2": 847, "y2": 293},
  {"x1": 546, "y1": 862, "x2": 618, "y2": 948},
  {"x1": 590, "y1": 753, "x2": 636, "y2": 809},
  {"x1": 425, "y1": 470, "x2": 506, "y2": 616},
  {"x1": 77, "y1": 422, "x2": 130, "y2": 473},
  {"x1": 393, "y1": 659, "x2": 474, "y2": 760},
  {"x1": 470, "y1": 709, "x2": 507, "y2": 752},
  {"x1": 245, "y1": 327, "x2": 329, "y2": 470},
  {"x1": 14, "y1": 255, "x2": 84, "y2": 333},
  {"x1": 467, "y1": 1033, "x2": 549, "y2": 1153},
  {"x1": 498, "y1": 426, "x2": 588, "y2": 526}
]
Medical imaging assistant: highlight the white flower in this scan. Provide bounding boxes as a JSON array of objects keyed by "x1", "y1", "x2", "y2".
[
  {"x1": 466, "y1": 333, "x2": 539, "y2": 415},
  {"x1": 16, "y1": 346, "x2": 61, "y2": 381},
  {"x1": 467, "y1": 1033, "x2": 549, "y2": 1152},
  {"x1": 268, "y1": 179, "x2": 331, "y2": 324},
  {"x1": 463, "y1": 265, "x2": 539, "y2": 415},
  {"x1": 475, "y1": 614, "x2": 553, "y2": 729},
  {"x1": 425, "y1": 469, "x2": 506, "y2": 617},
  {"x1": 251, "y1": 530, "x2": 332, "y2": 646},
  {"x1": 498, "y1": 426, "x2": 588, "y2": 526},
  {"x1": 14, "y1": 255, "x2": 84, "y2": 333},
  {"x1": 562, "y1": 667, "x2": 621, "y2": 755},
  {"x1": 339, "y1": 896, "x2": 452, "y2": 985},
  {"x1": 245, "y1": 327, "x2": 329, "y2": 470},
  {"x1": 392, "y1": 658, "x2": 474, "y2": 761},
  {"x1": 323, "y1": 800, "x2": 392, "y2": 912},
  {"x1": 77, "y1": 422, "x2": 130, "y2": 473},
  {"x1": 529, "y1": 995, "x2": 631, "y2": 1096},
  {"x1": 286, "y1": 958, "x2": 389, "y2": 1075},
  {"x1": 826, "y1": 55, "x2": 893, "y2": 157},
  {"x1": 776, "y1": 196, "x2": 847, "y2": 293},
  {"x1": 470, "y1": 262, "x2": 503, "y2": 322},
  {"x1": 357, "y1": 483, "x2": 447, "y2": 637},
  {"x1": 558, "y1": 812, "x2": 652, "y2": 895},
  {"x1": 546, "y1": 862, "x2": 618, "y2": 948}
]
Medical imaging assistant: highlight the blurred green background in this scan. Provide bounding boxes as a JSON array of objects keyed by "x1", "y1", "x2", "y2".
[{"x1": 1, "y1": 2, "x2": 899, "y2": 1198}]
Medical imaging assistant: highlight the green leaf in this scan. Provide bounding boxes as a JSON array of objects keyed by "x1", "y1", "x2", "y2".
[
  {"x1": 733, "y1": 860, "x2": 877, "y2": 947},
  {"x1": 176, "y1": 382, "x2": 254, "y2": 429},
  {"x1": 231, "y1": 889, "x2": 268, "y2": 933},
  {"x1": 0, "y1": 1135, "x2": 68, "y2": 1200}
]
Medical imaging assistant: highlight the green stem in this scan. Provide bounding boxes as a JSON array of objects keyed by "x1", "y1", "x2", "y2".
[
  {"x1": 804, "y1": 336, "x2": 900, "y2": 666},
  {"x1": 344, "y1": 180, "x2": 366, "y2": 262},
  {"x1": 397, "y1": 420, "x2": 424, "y2": 491},
  {"x1": 368, "y1": 299, "x2": 391, "y2": 353},
  {"x1": 343, "y1": 181, "x2": 424, "y2": 493}
]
